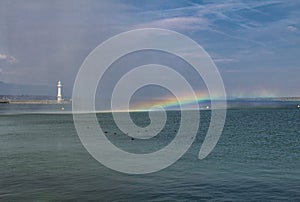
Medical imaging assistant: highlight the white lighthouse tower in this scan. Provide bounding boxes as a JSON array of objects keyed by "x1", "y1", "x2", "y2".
[{"x1": 57, "y1": 81, "x2": 63, "y2": 103}]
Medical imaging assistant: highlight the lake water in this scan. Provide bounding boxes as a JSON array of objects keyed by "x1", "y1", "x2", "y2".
[{"x1": 0, "y1": 105, "x2": 300, "y2": 201}]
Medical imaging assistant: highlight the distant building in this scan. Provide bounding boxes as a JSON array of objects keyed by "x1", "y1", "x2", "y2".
[{"x1": 57, "y1": 81, "x2": 63, "y2": 103}]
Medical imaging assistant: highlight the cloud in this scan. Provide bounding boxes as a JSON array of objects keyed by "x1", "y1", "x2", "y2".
[
  {"x1": 134, "y1": 0, "x2": 284, "y2": 45},
  {"x1": 0, "y1": 54, "x2": 17, "y2": 64},
  {"x1": 0, "y1": 54, "x2": 7, "y2": 60},
  {"x1": 136, "y1": 16, "x2": 209, "y2": 31},
  {"x1": 213, "y1": 58, "x2": 239, "y2": 63},
  {"x1": 0, "y1": 0, "x2": 299, "y2": 98},
  {"x1": 286, "y1": 25, "x2": 298, "y2": 32}
]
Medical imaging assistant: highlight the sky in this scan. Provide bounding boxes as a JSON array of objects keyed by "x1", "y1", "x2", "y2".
[{"x1": 0, "y1": 0, "x2": 299, "y2": 99}]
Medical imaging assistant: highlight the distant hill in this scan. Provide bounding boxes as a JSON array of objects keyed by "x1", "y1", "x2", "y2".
[
  {"x1": 234, "y1": 97, "x2": 300, "y2": 101},
  {"x1": 0, "y1": 94, "x2": 56, "y2": 101},
  {"x1": 0, "y1": 81, "x2": 72, "y2": 97}
]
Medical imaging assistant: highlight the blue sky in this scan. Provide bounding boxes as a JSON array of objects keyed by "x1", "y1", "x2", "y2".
[{"x1": 0, "y1": 0, "x2": 299, "y2": 97}]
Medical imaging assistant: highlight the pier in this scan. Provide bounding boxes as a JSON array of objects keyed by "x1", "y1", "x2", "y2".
[
  {"x1": 0, "y1": 99, "x2": 9, "y2": 104},
  {"x1": 0, "y1": 100, "x2": 70, "y2": 104}
]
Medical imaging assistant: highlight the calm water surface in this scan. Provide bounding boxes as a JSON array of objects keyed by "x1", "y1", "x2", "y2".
[{"x1": 0, "y1": 105, "x2": 300, "y2": 201}]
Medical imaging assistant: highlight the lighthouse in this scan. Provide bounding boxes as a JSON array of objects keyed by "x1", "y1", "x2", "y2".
[{"x1": 57, "y1": 81, "x2": 63, "y2": 103}]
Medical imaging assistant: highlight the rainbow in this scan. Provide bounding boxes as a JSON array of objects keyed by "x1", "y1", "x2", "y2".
[{"x1": 129, "y1": 92, "x2": 213, "y2": 111}]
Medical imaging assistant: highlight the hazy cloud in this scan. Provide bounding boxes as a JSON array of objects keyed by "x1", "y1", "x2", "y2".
[
  {"x1": 0, "y1": 54, "x2": 17, "y2": 64},
  {"x1": 213, "y1": 58, "x2": 239, "y2": 64},
  {"x1": 0, "y1": 0, "x2": 299, "y2": 97},
  {"x1": 287, "y1": 25, "x2": 298, "y2": 32},
  {"x1": 136, "y1": 16, "x2": 209, "y2": 30}
]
